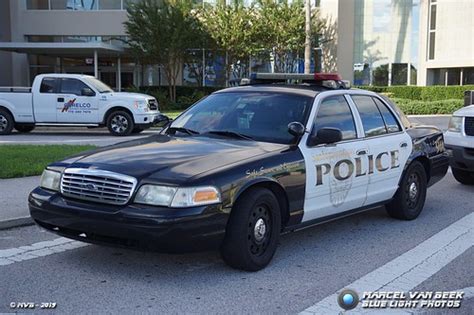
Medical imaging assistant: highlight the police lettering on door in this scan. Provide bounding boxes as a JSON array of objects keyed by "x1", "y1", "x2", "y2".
[{"x1": 315, "y1": 150, "x2": 400, "y2": 186}]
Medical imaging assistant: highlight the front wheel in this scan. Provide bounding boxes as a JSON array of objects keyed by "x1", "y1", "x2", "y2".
[
  {"x1": 452, "y1": 168, "x2": 474, "y2": 185},
  {"x1": 106, "y1": 111, "x2": 134, "y2": 136},
  {"x1": 0, "y1": 108, "x2": 14, "y2": 135},
  {"x1": 220, "y1": 187, "x2": 281, "y2": 271},
  {"x1": 386, "y1": 161, "x2": 427, "y2": 220}
]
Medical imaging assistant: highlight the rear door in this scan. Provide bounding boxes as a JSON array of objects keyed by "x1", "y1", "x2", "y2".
[
  {"x1": 34, "y1": 77, "x2": 60, "y2": 122},
  {"x1": 56, "y1": 78, "x2": 99, "y2": 123},
  {"x1": 299, "y1": 94, "x2": 369, "y2": 222},
  {"x1": 349, "y1": 94, "x2": 412, "y2": 205}
]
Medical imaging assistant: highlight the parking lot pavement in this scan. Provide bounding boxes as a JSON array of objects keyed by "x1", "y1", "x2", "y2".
[
  {"x1": 408, "y1": 115, "x2": 450, "y2": 131},
  {"x1": 0, "y1": 127, "x2": 161, "y2": 146},
  {"x1": 0, "y1": 172, "x2": 472, "y2": 314},
  {"x1": 0, "y1": 176, "x2": 39, "y2": 229}
]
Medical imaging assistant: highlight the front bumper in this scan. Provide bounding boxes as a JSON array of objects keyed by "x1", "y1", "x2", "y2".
[
  {"x1": 134, "y1": 113, "x2": 160, "y2": 128},
  {"x1": 29, "y1": 187, "x2": 229, "y2": 252},
  {"x1": 445, "y1": 144, "x2": 474, "y2": 171}
]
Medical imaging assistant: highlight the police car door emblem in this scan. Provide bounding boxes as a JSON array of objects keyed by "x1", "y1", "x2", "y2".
[{"x1": 314, "y1": 150, "x2": 353, "y2": 207}]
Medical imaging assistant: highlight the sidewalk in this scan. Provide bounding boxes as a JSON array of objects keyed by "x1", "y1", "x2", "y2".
[{"x1": 0, "y1": 176, "x2": 40, "y2": 229}]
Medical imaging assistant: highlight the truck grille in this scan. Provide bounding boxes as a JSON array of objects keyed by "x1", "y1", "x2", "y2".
[
  {"x1": 147, "y1": 99, "x2": 158, "y2": 111},
  {"x1": 465, "y1": 117, "x2": 474, "y2": 136},
  {"x1": 60, "y1": 168, "x2": 137, "y2": 205}
]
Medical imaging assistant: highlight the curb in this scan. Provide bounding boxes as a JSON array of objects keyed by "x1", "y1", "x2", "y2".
[{"x1": 0, "y1": 216, "x2": 34, "y2": 230}]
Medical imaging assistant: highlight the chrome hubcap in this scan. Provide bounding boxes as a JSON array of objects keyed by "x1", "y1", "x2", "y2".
[
  {"x1": 254, "y1": 218, "x2": 267, "y2": 242},
  {"x1": 111, "y1": 115, "x2": 129, "y2": 133},
  {"x1": 409, "y1": 182, "x2": 418, "y2": 200},
  {"x1": 0, "y1": 115, "x2": 7, "y2": 131}
]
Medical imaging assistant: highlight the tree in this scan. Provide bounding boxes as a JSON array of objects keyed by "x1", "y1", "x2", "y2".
[
  {"x1": 199, "y1": 2, "x2": 261, "y2": 85},
  {"x1": 125, "y1": 0, "x2": 204, "y2": 101}
]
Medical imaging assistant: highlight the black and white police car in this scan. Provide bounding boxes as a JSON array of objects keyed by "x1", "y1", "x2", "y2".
[{"x1": 29, "y1": 73, "x2": 449, "y2": 271}]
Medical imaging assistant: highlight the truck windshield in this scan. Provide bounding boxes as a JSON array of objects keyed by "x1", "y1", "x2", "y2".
[
  {"x1": 169, "y1": 92, "x2": 313, "y2": 144},
  {"x1": 83, "y1": 77, "x2": 113, "y2": 93}
]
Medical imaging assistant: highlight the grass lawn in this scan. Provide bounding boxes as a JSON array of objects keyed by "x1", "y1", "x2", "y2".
[
  {"x1": 162, "y1": 110, "x2": 182, "y2": 120},
  {"x1": 0, "y1": 145, "x2": 96, "y2": 179}
]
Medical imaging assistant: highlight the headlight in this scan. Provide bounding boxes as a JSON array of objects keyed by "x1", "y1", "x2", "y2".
[
  {"x1": 133, "y1": 100, "x2": 148, "y2": 111},
  {"x1": 134, "y1": 185, "x2": 221, "y2": 207},
  {"x1": 448, "y1": 116, "x2": 463, "y2": 132},
  {"x1": 40, "y1": 169, "x2": 61, "y2": 191}
]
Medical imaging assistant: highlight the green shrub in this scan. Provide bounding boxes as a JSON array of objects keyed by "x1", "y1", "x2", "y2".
[
  {"x1": 360, "y1": 85, "x2": 474, "y2": 101},
  {"x1": 390, "y1": 98, "x2": 463, "y2": 115}
]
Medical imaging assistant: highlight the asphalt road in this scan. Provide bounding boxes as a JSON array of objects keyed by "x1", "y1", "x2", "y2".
[{"x1": 0, "y1": 172, "x2": 472, "y2": 314}]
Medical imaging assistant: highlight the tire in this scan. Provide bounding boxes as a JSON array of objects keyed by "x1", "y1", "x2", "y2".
[
  {"x1": 220, "y1": 187, "x2": 281, "y2": 271},
  {"x1": 0, "y1": 108, "x2": 14, "y2": 135},
  {"x1": 386, "y1": 161, "x2": 427, "y2": 220},
  {"x1": 14, "y1": 124, "x2": 35, "y2": 133},
  {"x1": 131, "y1": 127, "x2": 145, "y2": 134},
  {"x1": 106, "y1": 111, "x2": 134, "y2": 136},
  {"x1": 452, "y1": 168, "x2": 474, "y2": 185}
]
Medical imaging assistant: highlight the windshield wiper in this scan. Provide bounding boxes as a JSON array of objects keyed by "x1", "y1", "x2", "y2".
[
  {"x1": 205, "y1": 130, "x2": 254, "y2": 141},
  {"x1": 168, "y1": 126, "x2": 200, "y2": 135}
]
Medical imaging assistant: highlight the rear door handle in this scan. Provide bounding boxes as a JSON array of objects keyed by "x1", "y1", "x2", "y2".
[
  {"x1": 400, "y1": 142, "x2": 408, "y2": 148},
  {"x1": 57, "y1": 97, "x2": 64, "y2": 102},
  {"x1": 356, "y1": 149, "x2": 367, "y2": 155}
]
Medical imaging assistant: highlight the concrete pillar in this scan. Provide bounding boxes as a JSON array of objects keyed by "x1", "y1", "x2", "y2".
[
  {"x1": 460, "y1": 68, "x2": 464, "y2": 86},
  {"x1": 407, "y1": 62, "x2": 411, "y2": 85},
  {"x1": 117, "y1": 56, "x2": 121, "y2": 92},
  {"x1": 444, "y1": 69, "x2": 448, "y2": 86},
  {"x1": 93, "y1": 50, "x2": 98, "y2": 78},
  {"x1": 388, "y1": 63, "x2": 392, "y2": 86}
]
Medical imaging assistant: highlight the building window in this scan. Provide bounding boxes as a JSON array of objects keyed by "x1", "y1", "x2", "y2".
[
  {"x1": 99, "y1": 0, "x2": 122, "y2": 10},
  {"x1": 27, "y1": 0, "x2": 49, "y2": 9},
  {"x1": 428, "y1": 0, "x2": 437, "y2": 60}
]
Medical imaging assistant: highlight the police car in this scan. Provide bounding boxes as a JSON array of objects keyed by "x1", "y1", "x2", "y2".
[{"x1": 29, "y1": 73, "x2": 449, "y2": 271}]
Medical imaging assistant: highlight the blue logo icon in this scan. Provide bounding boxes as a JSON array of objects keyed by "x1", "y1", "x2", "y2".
[{"x1": 337, "y1": 289, "x2": 359, "y2": 310}]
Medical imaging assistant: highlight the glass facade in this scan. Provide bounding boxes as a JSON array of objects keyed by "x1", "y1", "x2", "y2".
[{"x1": 26, "y1": 0, "x2": 141, "y2": 10}]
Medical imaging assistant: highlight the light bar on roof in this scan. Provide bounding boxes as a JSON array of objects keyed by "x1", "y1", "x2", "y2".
[{"x1": 246, "y1": 72, "x2": 350, "y2": 89}]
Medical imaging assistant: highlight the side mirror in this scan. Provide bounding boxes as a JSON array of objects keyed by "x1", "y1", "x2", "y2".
[
  {"x1": 155, "y1": 114, "x2": 172, "y2": 127},
  {"x1": 288, "y1": 121, "x2": 306, "y2": 138},
  {"x1": 307, "y1": 127, "x2": 343, "y2": 146},
  {"x1": 81, "y1": 87, "x2": 95, "y2": 97}
]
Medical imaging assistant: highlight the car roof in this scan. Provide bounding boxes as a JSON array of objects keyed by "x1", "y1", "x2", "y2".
[
  {"x1": 214, "y1": 84, "x2": 325, "y2": 98},
  {"x1": 37, "y1": 73, "x2": 95, "y2": 80}
]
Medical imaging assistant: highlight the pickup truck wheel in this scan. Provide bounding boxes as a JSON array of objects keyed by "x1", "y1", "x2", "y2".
[
  {"x1": 0, "y1": 109, "x2": 14, "y2": 135},
  {"x1": 386, "y1": 161, "x2": 427, "y2": 220},
  {"x1": 220, "y1": 187, "x2": 281, "y2": 271},
  {"x1": 107, "y1": 111, "x2": 134, "y2": 136},
  {"x1": 14, "y1": 124, "x2": 35, "y2": 133},
  {"x1": 452, "y1": 168, "x2": 474, "y2": 185}
]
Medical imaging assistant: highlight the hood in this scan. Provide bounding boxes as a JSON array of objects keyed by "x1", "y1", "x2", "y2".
[
  {"x1": 453, "y1": 105, "x2": 474, "y2": 117},
  {"x1": 63, "y1": 135, "x2": 285, "y2": 184},
  {"x1": 102, "y1": 92, "x2": 154, "y2": 101}
]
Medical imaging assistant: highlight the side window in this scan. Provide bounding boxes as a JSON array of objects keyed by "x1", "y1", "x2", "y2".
[
  {"x1": 40, "y1": 78, "x2": 57, "y2": 93},
  {"x1": 372, "y1": 97, "x2": 402, "y2": 133},
  {"x1": 313, "y1": 95, "x2": 357, "y2": 140},
  {"x1": 60, "y1": 78, "x2": 90, "y2": 96},
  {"x1": 352, "y1": 95, "x2": 387, "y2": 137}
]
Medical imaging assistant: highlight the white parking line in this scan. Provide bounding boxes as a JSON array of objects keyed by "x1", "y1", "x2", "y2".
[
  {"x1": 300, "y1": 213, "x2": 474, "y2": 314},
  {"x1": 0, "y1": 237, "x2": 89, "y2": 266}
]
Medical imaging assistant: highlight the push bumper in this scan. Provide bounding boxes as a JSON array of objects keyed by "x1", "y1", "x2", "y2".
[
  {"x1": 428, "y1": 152, "x2": 450, "y2": 187},
  {"x1": 445, "y1": 144, "x2": 474, "y2": 171},
  {"x1": 29, "y1": 187, "x2": 229, "y2": 253}
]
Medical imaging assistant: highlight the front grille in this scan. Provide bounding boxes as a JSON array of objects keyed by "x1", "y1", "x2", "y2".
[
  {"x1": 147, "y1": 99, "x2": 158, "y2": 111},
  {"x1": 60, "y1": 168, "x2": 137, "y2": 205},
  {"x1": 465, "y1": 117, "x2": 474, "y2": 136}
]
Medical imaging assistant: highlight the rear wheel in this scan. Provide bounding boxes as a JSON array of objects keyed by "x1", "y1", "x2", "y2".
[
  {"x1": 106, "y1": 111, "x2": 134, "y2": 136},
  {"x1": 14, "y1": 124, "x2": 35, "y2": 133},
  {"x1": 0, "y1": 108, "x2": 14, "y2": 135},
  {"x1": 386, "y1": 161, "x2": 427, "y2": 220},
  {"x1": 452, "y1": 168, "x2": 474, "y2": 185},
  {"x1": 220, "y1": 187, "x2": 281, "y2": 271}
]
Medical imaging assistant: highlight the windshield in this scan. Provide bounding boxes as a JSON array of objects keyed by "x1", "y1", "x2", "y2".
[
  {"x1": 169, "y1": 92, "x2": 313, "y2": 144},
  {"x1": 83, "y1": 77, "x2": 114, "y2": 93}
]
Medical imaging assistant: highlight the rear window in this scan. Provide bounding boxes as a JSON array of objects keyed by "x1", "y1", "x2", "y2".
[{"x1": 40, "y1": 78, "x2": 58, "y2": 93}]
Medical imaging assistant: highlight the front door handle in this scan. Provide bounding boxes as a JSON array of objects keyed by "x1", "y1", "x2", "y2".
[
  {"x1": 57, "y1": 97, "x2": 64, "y2": 102},
  {"x1": 356, "y1": 149, "x2": 367, "y2": 155},
  {"x1": 400, "y1": 142, "x2": 408, "y2": 148}
]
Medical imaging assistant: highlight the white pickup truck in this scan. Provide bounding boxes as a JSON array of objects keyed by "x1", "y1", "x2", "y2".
[
  {"x1": 0, "y1": 73, "x2": 161, "y2": 136},
  {"x1": 444, "y1": 105, "x2": 474, "y2": 185}
]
